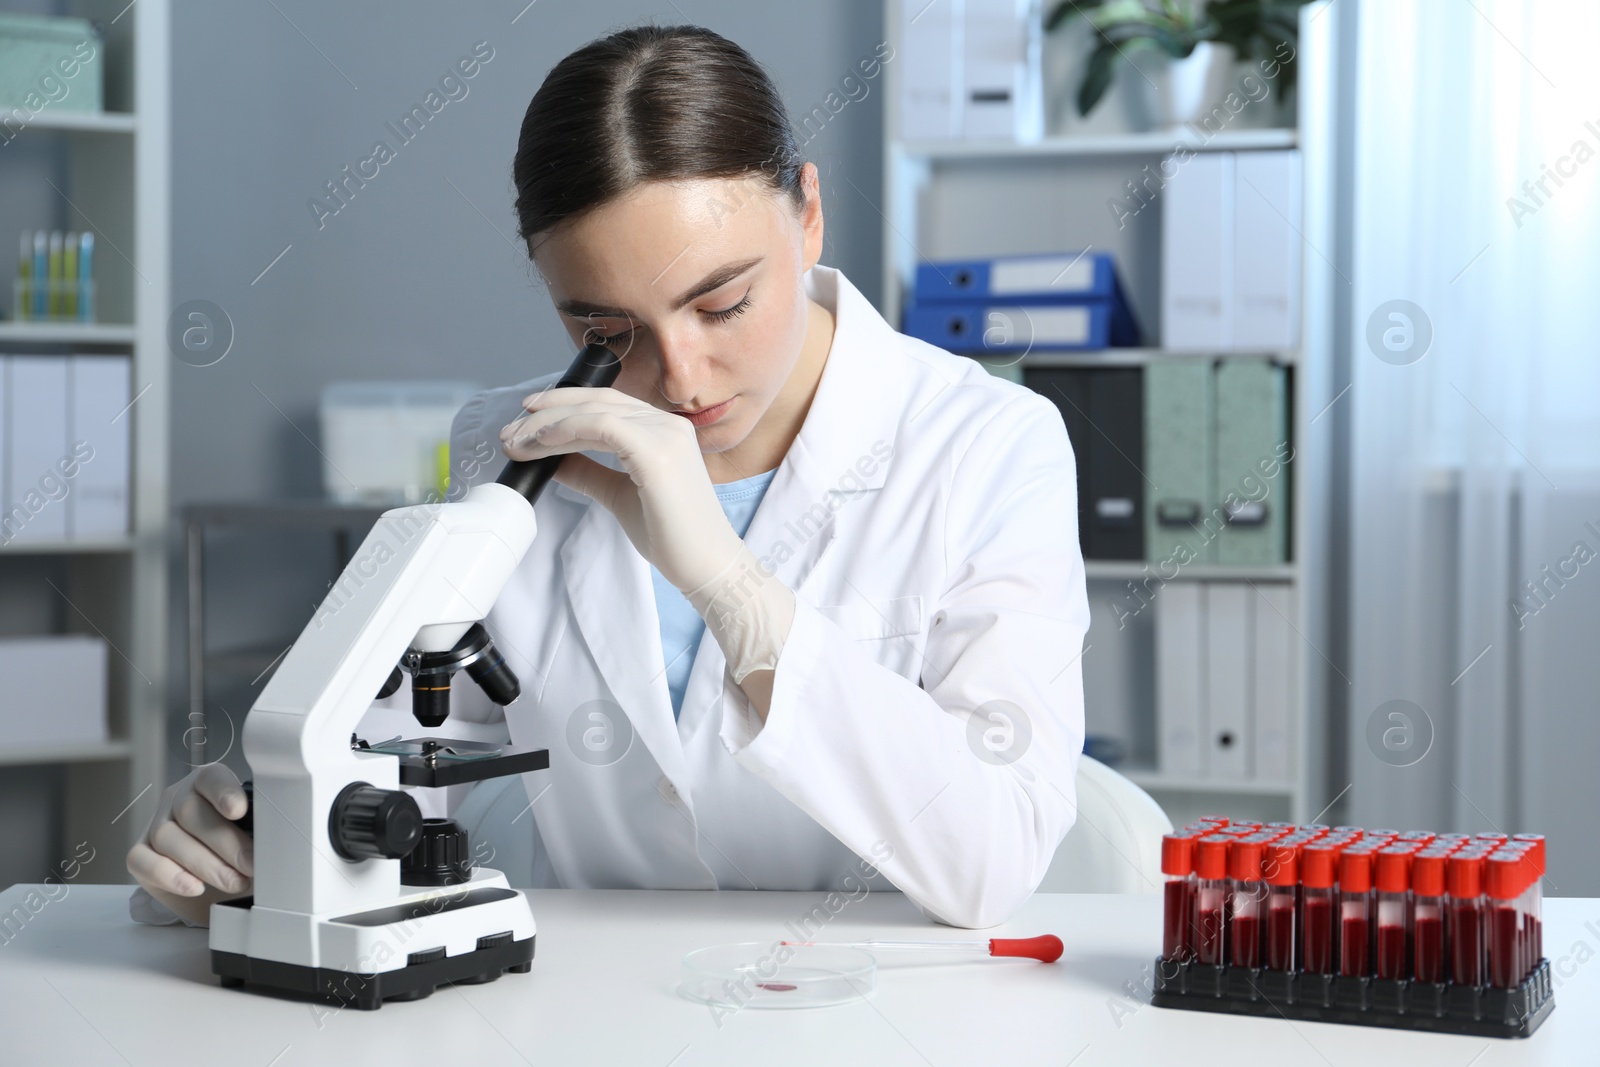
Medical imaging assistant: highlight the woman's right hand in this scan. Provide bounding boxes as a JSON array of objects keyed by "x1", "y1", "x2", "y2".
[{"x1": 126, "y1": 763, "x2": 254, "y2": 928}]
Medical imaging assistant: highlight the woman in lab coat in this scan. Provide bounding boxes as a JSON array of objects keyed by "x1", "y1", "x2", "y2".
[{"x1": 127, "y1": 24, "x2": 1089, "y2": 931}]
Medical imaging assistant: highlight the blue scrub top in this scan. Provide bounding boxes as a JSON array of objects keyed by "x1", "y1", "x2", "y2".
[{"x1": 650, "y1": 466, "x2": 779, "y2": 720}]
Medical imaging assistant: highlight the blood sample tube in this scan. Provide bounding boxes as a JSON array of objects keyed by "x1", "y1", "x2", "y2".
[
  {"x1": 1230, "y1": 837, "x2": 1267, "y2": 968},
  {"x1": 1339, "y1": 847, "x2": 1375, "y2": 977},
  {"x1": 1486, "y1": 850, "x2": 1526, "y2": 988},
  {"x1": 1448, "y1": 852, "x2": 1485, "y2": 986},
  {"x1": 1161, "y1": 833, "x2": 1197, "y2": 962},
  {"x1": 1195, "y1": 835, "x2": 1232, "y2": 966},
  {"x1": 1374, "y1": 847, "x2": 1412, "y2": 980},
  {"x1": 1300, "y1": 845, "x2": 1338, "y2": 974},
  {"x1": 1514, "y1": 834, "x2": 1546, "y2": 965},
  {"x1": 1411, "y1": 851, "x2": 1447, "y2": 983},
  {"x1": 1264, "y1": 841, "x2": 1299, "y2": 972}
]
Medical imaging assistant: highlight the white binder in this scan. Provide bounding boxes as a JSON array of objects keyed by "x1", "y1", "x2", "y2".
[
  {"x1": 3, "y1": 356, "x2": 70, "y2": 543},
  {"x1": 898, "y1": 0, "x2": 962, "y2": 140},
  {"x1": 1161, "y1": 152, "x2": 1234, "y2": 349},
  {"x1": 69, "y1": 355, "x2": 131, "y2": 539},
  {"x1": 1204, "y1": 581, "x2": 1252, "y2": 778},
  {"x1": 1233, "y1": 150, "x2": 1303, "y2": 350},
  {"x1": 1155, "y1": 582, "x2": 1206, "y2": 776},
  {"x1": 961, "y1": 0, "x2": 1044, "y2": 142},
  {"x1": 1252, "y1": 583, "x2": 1295, "y2": 782}
]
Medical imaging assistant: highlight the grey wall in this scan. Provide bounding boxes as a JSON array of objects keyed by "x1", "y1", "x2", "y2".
[{"x1": 165, "y1": 1, "x2": 888, "y2": 769}]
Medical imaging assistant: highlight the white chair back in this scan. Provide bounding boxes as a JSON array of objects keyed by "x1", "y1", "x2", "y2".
[{"x1": 1036, "y1": 756, "x2": 1173, "y2": 894}]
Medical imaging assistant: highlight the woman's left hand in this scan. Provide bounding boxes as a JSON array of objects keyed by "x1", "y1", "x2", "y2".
[{"x1": 500, "y1": 386, "x2": 744, "y2": 594}]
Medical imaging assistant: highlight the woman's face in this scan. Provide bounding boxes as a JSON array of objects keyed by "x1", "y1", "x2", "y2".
[{"x1": 530, "y1": 164, "x2": 824, "y2": 455}]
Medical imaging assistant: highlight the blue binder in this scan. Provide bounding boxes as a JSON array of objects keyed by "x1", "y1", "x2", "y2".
[
  {"x1": 908, "y1": 252, "x2": 1139, "y2": 348},
  {"x1": 904, "y1": 301, "x2": 1129, "y2": 352},
  {"x1": 914, "y1": 251, "x2": 1122, "y2": 303}
]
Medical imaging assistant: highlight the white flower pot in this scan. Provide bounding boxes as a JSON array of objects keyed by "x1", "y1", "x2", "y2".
[{"x1": 1125, "y1": 41, "x2": 1232, "y2": 131}]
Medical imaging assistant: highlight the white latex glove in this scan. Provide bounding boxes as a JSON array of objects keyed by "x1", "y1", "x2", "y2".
[
  {"x1": 501, "y1": 386, "x2": 793, "y2": 684},
  {"x1": 125, "y1": 762, "x2": 254, "y2": 929}
]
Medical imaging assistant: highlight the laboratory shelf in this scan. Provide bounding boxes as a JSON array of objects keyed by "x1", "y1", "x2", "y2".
[
  {"x1": 898, "y1": 127, "x2": 1297, "y2": 161},
  {"x1": 1084, "y1": 561, "x2": 1297, "y2": 582},
  {"x1": 1119, "y1": 767, "x2": 1297, "y2": 796},
  {"x1": 0, "y1": 537, "x2": 135, "y2": 555},
  {"x1": 0, "y1": 108, "x2": 136, "y2": 134},
  {"x1": 0, "y1": 321, "x2": 137, "y2": 345},
  {"x1": 989, "y1": 347, "x2": 1297, "y2": 368},
  {"x1": 0, "y1": 739, "x2": 132, "y2": 768}
]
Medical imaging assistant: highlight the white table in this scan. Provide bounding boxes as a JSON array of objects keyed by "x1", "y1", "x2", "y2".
[{"x1": 0, "y1": 885, "x2": 1592, "y2": 1065}]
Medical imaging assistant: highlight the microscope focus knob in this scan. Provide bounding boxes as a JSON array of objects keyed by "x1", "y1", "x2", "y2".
[
  {"x1": 328, "y1": 782, "x2": 423, "y2": 861},
  {"x1": 401, "y1": 818, "x2": 472, "y2": 886}
]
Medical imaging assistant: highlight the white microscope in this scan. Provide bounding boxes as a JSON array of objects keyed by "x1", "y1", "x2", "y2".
[{"x1": 209, "y1": 343, "x2": 619, "y2": 1010}]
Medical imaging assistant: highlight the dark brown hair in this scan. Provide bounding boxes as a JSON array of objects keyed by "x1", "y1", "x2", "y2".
[{"x1": 513, "y1": 24, "x2": 806, "y2": 246}]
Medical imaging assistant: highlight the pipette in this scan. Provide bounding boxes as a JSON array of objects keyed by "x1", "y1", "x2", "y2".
[{"x1": 780, "y1": 934, "x2": 1063, "y2": 962}]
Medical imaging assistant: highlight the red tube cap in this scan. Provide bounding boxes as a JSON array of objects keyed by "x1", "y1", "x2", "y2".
[
  {"x1": 1513, "y1": 833, "x2": 1546, "y2": 877},
  {"x1": 1375, "y1": 847, "x2": 1412, "y2": 893},
  {"x1": 1485, "y1": 852, "x2": 1525, "y2": 901},
  {"x1": 1196, "y1": 835, "x2": 1232, "y2": 880},
  {"x1": 1412, "y1": 852, "x2": 1446, "y2": 897},
  {"x1": 1161, "y1": 834, "x2": 1195, "y2": 877},
  {"x1": 1340, "y1": 849, "x2": 1374, "y2": 893},
  {"x1": 1230, "y1": 839, "x2": 1266, "y2": 882},
  {"x1": 1264, "y1": 843, "x2": 1299, "y2": 887},
  {"x1": 1301, "y1": 846, "x2": 1338, "y2": 889},
  {"x1": 1448, "y1": 853, "x2": 1484, "y2": 898}
]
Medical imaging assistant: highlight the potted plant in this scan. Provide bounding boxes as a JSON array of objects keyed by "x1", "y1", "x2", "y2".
[{"x1": 1046, "y1": 0, "x2": 1310, "y2": 129}]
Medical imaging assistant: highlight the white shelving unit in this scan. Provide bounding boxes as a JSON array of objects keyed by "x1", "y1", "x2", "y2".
[
  {"x1": 880, "y1": 1, "x2": 1335, "y2": 825},
  {"x1": 1, "y1": 1, "x2": 170, "y2": 875}
]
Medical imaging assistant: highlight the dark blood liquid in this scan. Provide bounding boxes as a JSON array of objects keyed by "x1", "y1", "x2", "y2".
[
  {"x1": 1491, "y1": 904, "x2": 1521, "y2": 988},
  {"x1": 1267, "y1": 902, "x2": 1295, "y2": 971},
  {"x1": 1198, "y1": 903, "x2": 1225, "y2": 965},
  {"x1": 1163, "y1": 880, "x2": 1192, "y2": 961},
  {"x1": 1302, "y1": 895, "x2": 1334, "y2": 974},
  {"x1": 1532, "y1": 915, "x2": 1543, "y2": 964},
  {"x1": 1232, "y1": 914, "x2": 1261, "y2": 968},
  {"x1": 1341, "y1": 915, "x2": 1369, "y2": 977},
  {"x1": 1414, "y1": 914, "x2": 1444, "y2": 983},
  {"x1": 1451, "y1": 901, "x2": 1483, "y2": 986},
  {"x1": 1376, "y1": 923, "x2": 1406, "y2": 980}
]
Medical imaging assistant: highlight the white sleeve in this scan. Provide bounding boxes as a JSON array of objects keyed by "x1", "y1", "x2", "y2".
[{"x1": 717, "y1": 392, "x2": 1089, "y2": 929}]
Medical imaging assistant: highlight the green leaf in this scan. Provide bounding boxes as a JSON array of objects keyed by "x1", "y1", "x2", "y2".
[{"x1": 1077, "y1": 43, "x2": 1119, "y2": 116}]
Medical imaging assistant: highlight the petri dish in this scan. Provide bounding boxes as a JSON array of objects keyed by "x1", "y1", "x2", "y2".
[{"x1": 679, "y1": 942, "x2": 876, "y2": 1009}]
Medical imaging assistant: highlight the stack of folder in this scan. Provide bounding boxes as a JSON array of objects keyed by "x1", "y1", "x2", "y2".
[
  {"x1": 902, "y1": 251, "x2": 1141, "y2": 355},
  {"x1": 1020, "y1": 355, "x2": 1290, "y2": 564},
  {"x1": 1, "y1": 354, "x2": 130, "y2": 544}
]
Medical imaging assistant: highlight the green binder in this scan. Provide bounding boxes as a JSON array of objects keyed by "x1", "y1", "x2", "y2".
[
  {"x1": 1144, "y1": 360, "x2": 1215, "y2": 565},
  {"x1": 1213, "y1": 357, "x2": 1289, "y2": 564}
]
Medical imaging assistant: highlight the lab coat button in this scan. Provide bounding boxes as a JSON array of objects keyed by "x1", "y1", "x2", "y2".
[{"x1": 658, "y1": 776, "x2": 678, "y2": 801}]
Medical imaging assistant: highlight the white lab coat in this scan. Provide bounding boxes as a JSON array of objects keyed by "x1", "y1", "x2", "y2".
[{"x1": 373, "y1": 264, "x2": 1089, "y2": 929}]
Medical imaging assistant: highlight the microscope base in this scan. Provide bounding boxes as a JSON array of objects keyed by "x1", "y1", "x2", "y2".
[
  {"x1": 212, "y1": 932, "x2": 535, "y2": 1011},
  {"x1": 209, "y1": 870, "x2": 538, "y2": 1010}
]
